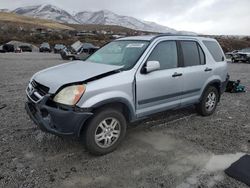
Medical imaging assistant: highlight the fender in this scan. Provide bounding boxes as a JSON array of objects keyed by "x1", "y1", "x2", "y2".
[
  {"x1": 78, "y1": 90, "x2": 136, "y2": 121},
  {"x1": 76, "y1": 96, "x2": 136, "y2": 137},
  {"x1": 91, "y1": 97, "x2": 136, "y2": 121}
]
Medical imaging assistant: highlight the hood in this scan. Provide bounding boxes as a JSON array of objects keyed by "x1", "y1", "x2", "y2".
[{"x1": 32, "y1": 61, "x2": 122, "y2": 94}]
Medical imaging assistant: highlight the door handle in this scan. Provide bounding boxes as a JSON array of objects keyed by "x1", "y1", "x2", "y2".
[
  {"x1": 204, "y1": 67, "x2": 213, "y2": 72},
  {"x1": 172, "y1": 72, "x2": 183, "y2": 77}
]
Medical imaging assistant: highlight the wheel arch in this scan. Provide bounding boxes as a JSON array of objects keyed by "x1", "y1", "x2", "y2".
[
  {"x1": 91, "y1": 98, "x2": 136, "y2": 122},
  {"x1": 200, "y1": 79, "x2": 222, "y2": 102},
  {"x1": 77, "y1": 98, "x2": 135, "y2": 137}
]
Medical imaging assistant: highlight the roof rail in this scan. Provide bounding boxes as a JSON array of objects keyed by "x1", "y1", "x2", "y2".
[{"x1": 150, "y1": 33, "x2": 198, "y2": 41}]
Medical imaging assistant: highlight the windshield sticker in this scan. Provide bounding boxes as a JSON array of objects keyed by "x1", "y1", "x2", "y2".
[{"x1": 126, "y1": 43, "x2": 145, "y2": 48}]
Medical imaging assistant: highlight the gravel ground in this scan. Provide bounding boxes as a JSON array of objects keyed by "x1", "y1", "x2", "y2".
[{"x1": 0, "y1": 53, "x2": 249, "y2": 188}]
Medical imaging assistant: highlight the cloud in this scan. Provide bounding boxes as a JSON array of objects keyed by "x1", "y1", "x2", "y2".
[{"x1": 0, "y1": 0, "x2": 249, "y2": 35}]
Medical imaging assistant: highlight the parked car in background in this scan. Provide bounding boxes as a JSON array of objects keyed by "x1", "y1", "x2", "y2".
[
  {"x1": 15, "y1": 47, "x2": 22, "y2": 53},
  {"x1": 19, "y1": 45, "x2": 32, "y2": 52},
  {"x1": 54, "y1": 44, "x2": 65, "y2": 53},
  {"x1": 60, "y1": 41, "x2": 98, "y2": 60},
  {"x1": 39, "y1": 43, "x2": 51, "y2": 53},
  {"x1": 2, "y1": 44, "x2": 15, "y2": 52},
  {"x1": 60, "y1": 41, "x2": 82, "y2": 60},
  {"x1": 25, "y1": 34, "x2": 228, "y2": 155},
  {"x1": 225, "y1": 50, "x2": 239, "y2": 58},
  {"x1": 73, "y1": 43, "x2": 99, "y2": 60},
  {"x1": 60, "y1": 48, "x2": 75, "y2": 60},
  {"x1": 231, "y1": 48, "x2": 250, "y2": 63}
]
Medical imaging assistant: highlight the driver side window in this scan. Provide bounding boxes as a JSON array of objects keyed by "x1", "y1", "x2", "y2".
[{"x1": 147, "y1": 41, "x2": 178, "y2": 70}]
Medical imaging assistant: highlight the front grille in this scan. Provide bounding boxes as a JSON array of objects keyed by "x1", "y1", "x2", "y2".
[
  {"x1": 27, "y1": 80, "x2": 50, "y2": 103},
  {"x1": 31, "y1": 80, "x2": 49, "y2": 95},
  {"x1": 29, "y1": 93, "x2": 40, "y2": 101}
]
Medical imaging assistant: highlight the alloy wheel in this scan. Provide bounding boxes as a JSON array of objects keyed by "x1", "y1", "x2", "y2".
[
  {"x1": 205, "y1": 92, "x2": 216, "y2": 112},
  {"x1": 94, "y1": 118, "x2": 121, "y2": 148}
]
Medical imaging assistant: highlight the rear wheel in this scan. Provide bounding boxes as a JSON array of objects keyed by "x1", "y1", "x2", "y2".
[
  {"x1": 84, "y1": 108, "x2": 127, "y2": 155},
  {"x1": 196, "y1": 86, "x2": 219, "y2": 116}
]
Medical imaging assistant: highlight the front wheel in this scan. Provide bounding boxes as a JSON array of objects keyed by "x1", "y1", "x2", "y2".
[
  {"x1": 196, "y1": 86, "x2": 219, "y2": 116},
  {"x1": 83, "y1": 108, "x2": 127, "y2": 155}
]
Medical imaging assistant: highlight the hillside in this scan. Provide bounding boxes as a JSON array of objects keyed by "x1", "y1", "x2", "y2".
[
  {"x1": 0, "y1": 12, "x2": 142, "y2": 33},
  {"x1": 0, "y1": 12, "x2": 75, "y2": 30},
  {"x1": 74, "y1": 9, "x2": 176, "y2": 33},
  {"x1": 13, "y1": 4, "x2": 79, "y2": 24},
  {"x1": 0, "y1": 12, "x2": 144, "y2": 47}
]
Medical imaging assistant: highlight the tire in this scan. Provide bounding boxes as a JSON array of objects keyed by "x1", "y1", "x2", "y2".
[
  {"x1": 84, "y1": 108, "x2": 127, "y2": 155},
  {"x1": 196, "y1": 86, "x2": 219, "y2": 116}
]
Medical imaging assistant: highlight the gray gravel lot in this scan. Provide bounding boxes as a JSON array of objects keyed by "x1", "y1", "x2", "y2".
[{"x1": 0, "y1": 53, "x2": 249, "y2": 188}]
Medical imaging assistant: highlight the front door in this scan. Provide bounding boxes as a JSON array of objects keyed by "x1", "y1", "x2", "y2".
[{"x1": 135, "y1": 40, "x2": 183, "y2": 118}]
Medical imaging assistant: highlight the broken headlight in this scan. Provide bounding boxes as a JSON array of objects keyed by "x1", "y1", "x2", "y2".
[{"x1": 53, "y1": 85, "x2": 86, "y2": 105}]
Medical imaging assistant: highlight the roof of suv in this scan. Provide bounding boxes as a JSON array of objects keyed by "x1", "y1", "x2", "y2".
[{"x1": 117, "y1": 34, "x2": 214, "y2": 42}]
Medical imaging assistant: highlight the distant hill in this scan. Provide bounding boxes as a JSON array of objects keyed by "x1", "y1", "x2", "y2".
[
  {"x1": 0, "y1": 12, "x2": 142, "y2": 35},
  {"x1": 13, "y1": 4, "x2": 79, "y2": 24},
  {"x1": 0, "y1": 12, "x2": 74, "y2": 30},
  {"x1": 11, "y1": 4, "x2": 180, "y2": 33},
  {"x1": 0, "y1": 12, "x2": 143, "y2": 47},
  {"x1": 75, "y1": 9, "x2": 177, "y2": 33}
]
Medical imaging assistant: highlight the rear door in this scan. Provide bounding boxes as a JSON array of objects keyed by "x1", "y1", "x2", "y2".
[{"x1": 179, "y1": 40, "x2": 212, "y2": 106}]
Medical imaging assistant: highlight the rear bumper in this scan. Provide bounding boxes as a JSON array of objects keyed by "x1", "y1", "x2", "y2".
[
  {"x1": 25, "y1": 96, "x2": 93, "y2": 137},
  {"x1": 221, "y1": 74, "x2": 230, "y2": 94}
]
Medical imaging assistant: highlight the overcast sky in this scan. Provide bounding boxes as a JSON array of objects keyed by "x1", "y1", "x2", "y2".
[{"x1": 0, "y1": 0, "x2": 249, "y2": 35}]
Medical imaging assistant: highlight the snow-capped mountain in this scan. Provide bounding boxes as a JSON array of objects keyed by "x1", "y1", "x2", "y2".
[
  {"x1": 13, "y1": 4, "x2": 79, "y2": 24},
  {"x1": 75, "y1": 10, "x2": 176, "y2": 33},
  {"x1": 11, "y1": 4, "x2": 179, "y2": 33}
]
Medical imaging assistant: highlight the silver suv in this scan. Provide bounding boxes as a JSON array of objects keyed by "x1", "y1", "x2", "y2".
[{"x1": 25, "y1": 34, "x2": 228, "y2": 155}]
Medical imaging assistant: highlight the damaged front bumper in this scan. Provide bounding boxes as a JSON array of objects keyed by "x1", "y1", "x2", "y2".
[{"x1": 25, "y1": 96, "x2": 93, "y2": 137}]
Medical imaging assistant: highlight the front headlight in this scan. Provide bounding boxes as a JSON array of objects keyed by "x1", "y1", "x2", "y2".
[{"x1": 53, "y1": 85, "x2": 86, "y2": 105}]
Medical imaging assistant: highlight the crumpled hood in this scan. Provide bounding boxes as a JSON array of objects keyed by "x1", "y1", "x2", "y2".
[{"x1": 32, "y1": 61, "x2": 122, "y2": 94}]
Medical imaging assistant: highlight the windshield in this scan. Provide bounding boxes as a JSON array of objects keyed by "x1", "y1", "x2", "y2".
[{"x1": 87, "y1": 40, "x2": 149, "y2": 70}]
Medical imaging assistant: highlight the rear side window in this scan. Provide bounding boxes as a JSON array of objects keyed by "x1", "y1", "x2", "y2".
[
  {"x1": 203, "y1": 41, "x2": 224, "y2": 62},
  {"x1": 180, "y1": 41, "x2": 204, "y2": 66},
  {"x1": 147, "y1": 41, "x2": 178, "y2": 70}
]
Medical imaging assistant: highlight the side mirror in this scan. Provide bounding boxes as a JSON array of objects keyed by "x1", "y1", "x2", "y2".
[{"x1": 144, "y1": 61, "x2": 160, "y2": 73}]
